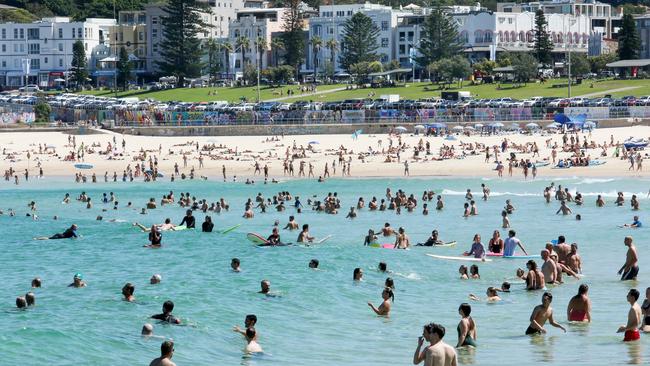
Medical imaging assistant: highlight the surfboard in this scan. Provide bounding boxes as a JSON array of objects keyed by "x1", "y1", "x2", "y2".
[
  {"x1": 74, "y1": 163, "x2": 94, "y2": 169},
  {"x1": 172, "y1": 225, "x2": 188, "y2": 231},
  {"x1": 316, "y1": 235, "x2": 332, "y2": 244},
  {"x1": 435, "y1": 241, "x2": 457, "y2": 247},
  {"x1": 487, "y1": 252, "x2": 540, "y2": 259},
  {"x1": 220, "y1": 223, "x2": 241, "y2": 234},
  {"x1": 426, "y1": 254, "x2": 493, "y2": 262},
  {"x1": 257, "y1": 242, "x2": 292, "y2": 247},
  {"x1": 247, "y1": 232, "x2": 268, "y2": 245}
]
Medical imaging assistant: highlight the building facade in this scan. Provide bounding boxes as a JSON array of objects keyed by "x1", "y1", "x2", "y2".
[
  {"x1": 0, "y1": 17, "x2": 115, "y2": 88},
  {"x1": 637, "y1": 15, "x2": 650, "y2": 60}
]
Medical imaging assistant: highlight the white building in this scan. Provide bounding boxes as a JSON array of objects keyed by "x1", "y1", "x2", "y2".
[
  {"x1": 228, "y1": 8, "x2": 289, "y2": 75},
  {"x1": 145, "y1": 0, "x2": 245, "y2": 74},
  {"x1": 0, "y1": 17, "x2": 115, "y2": 88},
  {"x1": 307, "y1": 3, "x2": 404, "y2": 74}
]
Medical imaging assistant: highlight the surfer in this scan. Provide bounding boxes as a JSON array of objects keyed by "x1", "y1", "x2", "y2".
[
  {"x1": 418, "y1": 230, "x2": 442, "y2": 246},
  {"x1": 133, "y1": 219, "x2": 175, "y2": 232},
  {"x1": 37, "y1": 224, "x2": 78, "y2": 240},
  {"x1": 622, "y1": 215, "x2": 642, "y2": 228},
  {"x1": 266, "y1": 228, "x2": 281, "y2": 245},
  {"x1": 179, "y1": 210, "x2": 195, "y2": 229},
  {"x1": 297, "y1": 224, "x2": 314, "y2": 243}
]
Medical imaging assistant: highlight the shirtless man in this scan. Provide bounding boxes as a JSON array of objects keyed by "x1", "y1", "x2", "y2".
[
  {"x1": 149, "y1": 340, "x2": 176, "y2": 366},
  {"x1": 566, "y1": 244, "x2": 582, "y2": 274},
  {"x1": 553, "y1": 236, "x2": 572, "y2": 263},
  {"x1": 380, "y1": 223, "x2": 395, "y2": 237},
  {"x1": 540, "y1": 250, "x2": 558, "y2": 285},
  {"x1": 618, "y1": 236, "x2": 639, "y2": 281},
  {"x1": 526, "y1": 292, "x2": 566, "y2": 335},
  {"x1": 394, "y1": 227, "x2": 411, "y2": 249},
  {"x1": 283, "y1": 215, "x2": 299, "y2": 230},
  {"x1": 244, "y1": 328, "x2": 263, "y2": 353},
  {"x1": 617, "y1": 289, "x2": 642, "y2": 342},
  {"x1": 567, "y1": 284, "x2": 591, "y2": 322},
  {"x1": 413, "y1": 322, "x2": 457, "y2": 366},
  {"x1": 556, "y1": 201, "x2": 572, "y2": 215},
  {"x1": 297, "y1": 224, "x2": 314, "y2": 243}
]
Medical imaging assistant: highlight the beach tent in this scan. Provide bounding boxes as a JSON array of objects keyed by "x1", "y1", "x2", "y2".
[
  {"x1": 474, "y1": 123, "x2": 484, "y2": 129},
  {"x1": 553, "y1": 114, "x2": 571, "y2": 124},
  {"x1": 526, "y1": 122, "x2": 540, "y2": 129},
  {"x1": 395, "y1": 126, "x2": 408, "y2": 132},
  {"x1": 584, "y1": 121, "x2": 597, "y2": 129},
  {"x1": 464, "y1": 125, "x2": 475, "y2": 130},
  {"x1": 308, "y1": 141, "x2": 320, "y2": 144},
  {"x1": 414, "y1": 125, "x2": 426, "y2": 130},
  {"x1": 490, "y1": 122, "x2": 504, "y2": 128},
  {"x1": 452, "y1": 125, "x2": 464, "y2": 131},
  {"x1": 546, "y1": 122, "x2": 561, "y2": 129},
  {"x1": 426, "y1": 123, "x2": 447, "y2": 129},
  {"x1": 506, "y1": 123, "x2": 520, "y2": 130}
]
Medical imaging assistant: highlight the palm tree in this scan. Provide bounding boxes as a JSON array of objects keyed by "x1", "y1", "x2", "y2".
[
  {"x1": 236, "y1": 36, "x2": 250, "y2": 71},
  {"x1": 310, "y1": 35, "x2": 322, "y2": 81},
  {"x1": 220, "y1": 42, "x2": 234, "y2": 77},
  {"x1": 271, "y1": 37, "x2": 285, "y2": 67},
  {"x1": 325, "y1": 38, "x2": 338, "y2": 77},
  {"x1": 255, "y1": 36, "x2": 267, "y2": 70}
]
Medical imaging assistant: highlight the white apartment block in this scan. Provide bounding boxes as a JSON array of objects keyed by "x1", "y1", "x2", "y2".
[
  {"x1": 228, "y1": 8, "x2": 289, "y2": 74},
  {"x1": 145, "y1": 0, "x2": 244, "y2": 74},
  {"x1": 0, "y1": 17, "x2": 115, "y2": 88},
  {"x1": 307, "y1": 3, "x2": 405, "y2": 74}
]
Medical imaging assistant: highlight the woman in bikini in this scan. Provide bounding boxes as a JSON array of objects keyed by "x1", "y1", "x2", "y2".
[{"x1": 456, "y1": 303, "x2": 477, "y2": 347}]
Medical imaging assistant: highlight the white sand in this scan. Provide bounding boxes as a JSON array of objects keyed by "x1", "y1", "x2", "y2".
[{"x1": 1, "y1": 126, "x2": 650, "y2": 180}]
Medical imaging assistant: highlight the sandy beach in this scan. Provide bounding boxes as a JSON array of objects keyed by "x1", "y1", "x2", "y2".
[{"x1": 2, "y1": 126, "x2": 650, "y2": 180}]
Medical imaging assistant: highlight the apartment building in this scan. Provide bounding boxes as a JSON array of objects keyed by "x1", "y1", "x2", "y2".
[{"x1": 637, "y1": 15, "x2": 650, "y2": 60}]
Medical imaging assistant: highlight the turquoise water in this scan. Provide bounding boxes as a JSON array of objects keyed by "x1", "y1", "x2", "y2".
[{"x1": 2, "y1": 177, "x2": 650, "y2": 365}]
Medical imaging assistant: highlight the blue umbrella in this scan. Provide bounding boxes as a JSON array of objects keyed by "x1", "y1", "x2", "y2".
[{"x1": 308, "y1": 141, "x2": 319, "y2": 144}]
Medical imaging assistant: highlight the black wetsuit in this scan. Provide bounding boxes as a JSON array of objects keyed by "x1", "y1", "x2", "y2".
[
  {"x1": 180, "y1": 215, "x2": 196, "y2": 228},
  {"x1": 149, "y1": 231, "x2": 162, "y2": 245},
  {"x1": 202, "y1": 221, "x2": 214, "y2": 232},
  {"x1": 49, "y1": 228, "x2": 77, "y2": 239},
  {"x1": 151, "y1": 313, "x2": 179, "y2": 323}
]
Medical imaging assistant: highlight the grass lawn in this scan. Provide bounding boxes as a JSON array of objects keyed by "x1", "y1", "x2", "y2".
[
  {"x1": 78, "y1": 84, "x2": 345, "y2": 103},
  {"x1": 77, "y1": 79, "x2": 650, "y2": 103}
]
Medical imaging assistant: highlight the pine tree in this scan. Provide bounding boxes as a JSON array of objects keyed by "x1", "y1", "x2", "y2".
[
  {"x1": 282, "y1": 0, "x2": 305, "y2": 76},
  {"x1": 618, "y1": 13, "x2": 640, "y2": 60},
  {"x1": 339, "y1": 12, "x2": 380, "y2": 72},
  {"x1": 156, "y1": 0, "x2": 211, "y2": 87},
  {"x1": 416, "y1": 6, "x2": 462, "y2": 67},
  {"x1": 116, "y1": 47, "x2": 132, "y2": 90},
  {"x1": 532, "y1": 10, "x2": 553, "y2": 67},
  {"x1": 70, "y1": 40, "x2": 88, "y2": 89}
]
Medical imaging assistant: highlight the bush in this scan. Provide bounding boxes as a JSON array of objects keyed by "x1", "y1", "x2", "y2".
[{"x1": 34, "y1": 101, "x2": 51, "y2": 123}]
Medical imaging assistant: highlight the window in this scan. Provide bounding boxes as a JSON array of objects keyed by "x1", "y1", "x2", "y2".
[
  {"x1": 381, "y1": 37, "x2": 389, "y2": 47},
  {"x1": 59, "y1": 59, "x2": 63, "y2": 67},
  {"x1": 19, "y1": 28, "x2": 24, "y2": 39},
  {"x1": 58, "y1": 28, "x2": 63, "y2": 38},
  {"x1": 152, "y1": 17, "x2": 158, "y2": 24},
  {"x1": 399, "y1": 31, "x2": 405, "y2": 41},
  {"x1": 484, "y1": 32, "x2": 492, "y2": 43},
  {"x1": 381, "y1": 21, "x2": 389, "y2": 31},
  {"x1": 28, "y1": 43, "x2": 40, "y2": 54},
  {"x1": 59, "y1": 43, "x2": 63, "y2": 52},
  {"x1": 30, "y1": 58, "x2": 40, "y2": 69},
  {"x1": 407, "y1": 31, "x2": 414, "y2": 41},
  {"x1": 1, "y1": 61, "x2": 5, "y2": 67},
  {"x1": 508, "y1": 18, "x2": 513, "y2": 24},
  {"x1": 14, "y1": 59, "x2": 19, "y2": 67},
  {"x1": 139, "y1": 31, "x2": 144, "y2": 41},
  {"x1": 44, "y1": 57, "x2": 48, "y2": 64},
  {"x1": 20, "y1": 44, "x2": 24, "y2": 52},
  {"x1": 347, "y1": 11, "x2": 352, "y2": 15},
  {"x1": 78, "y1": 28, "x2": 82, "y2": 38},
  {"x1": 14, "y1": 29, "x2": 18, "y2": 39},
  {"x1": 1, "y1": 45, "x2": 4, "y2": 52},
  {"x1": 399, "y1": 44, "x2": 405, "y2": 54},
  {"x1": 72, "y1": 28, "x2": 76, "y2": 38},
  {"x1": 28, "y1": 28, "x2": 39, "y2": 40},
  {"x1": 1, "y1": 29, "x2": 5, "y2": 39},
  {"x1": 336, "y1": 11, "x2": 344, "y2": 16},
  {"x1": 152, "y1": 29, "x2": 158, "y2": 38}
]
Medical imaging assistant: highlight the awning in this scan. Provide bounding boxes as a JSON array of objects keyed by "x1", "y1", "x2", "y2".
[
  {"x1": 493, "y1": 66, "x2": 514, "y2": 72},
  {"x1": 99, "y1": 56, "x2": 117, "y2": 62},
  {"x1": 369, "y1": 68, "x2": 412, "y2": 77},
  {"x1": 606, "y1": 59, "x2": 650, "y2": 68}
]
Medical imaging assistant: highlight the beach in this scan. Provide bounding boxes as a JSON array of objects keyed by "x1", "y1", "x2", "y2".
[{"x1": 2, "y1": 126, "x2": 650, "y2": 180}]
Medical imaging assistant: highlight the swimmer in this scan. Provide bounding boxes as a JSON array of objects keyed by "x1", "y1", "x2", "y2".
[
  {"x1": 151, "y1": 300, "x2": 181, "y2": 324},
  {"x1": 178, "y1": 209, "x2": 195, "y2": 229},
  {"x1": 150, "y1": 274, "x2": 162, "y2": 284},
  {"x1": 297, "y1": 224, "x2": 314, "y2": 243},
  {"x1": 149, "y1": 340, "x2": 176, "y2": 366},
  {"x1": 567, "y1": 284, "x2": 591, "y2": 322},
  {"x1": 363, "y1": 229, "x2": 378, "y2": 246},
  {"x1": 259, "y1": 280, "x2": 271, "y2": 294},
  {"x1": 31, "y1": 277, "x2": 41, "y2": 288},
  {"x1": 459, "y1": 265, "x2": 469, "y2": 280},
  {"x1": 68, "y1": 273, "x2": 86, "y2": 288},
  {"x1": 556, "y1": 201, "x2": 572, "y2": 215},
  {"x1": 641, "y1": 287, "x2": 650, "y2": 332},
  {"x1": 378, "y1": 262, "x2": 388, "y2": 273},
  {"x1": 201, "y1": 216, "x2": 213, "y2": 232},
  {"x1": 380, "y1": 223, "x2": 395, "y2": 236},
  {"x1": 617, "y1": 289, "x2": 642, "y2": 342},
  {"x1": 16, "y1": 296, "x2": 27, "y2": 309},
  {"x1": 622, "y1": 215, "x2": 642, "y2": 228},
  {"x1": 346, "y1": 207, "x2": 357, "y2": 219},
  {"x1": 368, "y1": 287, "x2": 393, "y2": 316},
  {"x1": 525, "y1": 292, "x2": 566, "y2": 335},
  {"x1": 233, "y1": 314, "x2": 258, "y2": 340},
  {"x1": 456, "y1": 303, "x2": 477, "y2": 347},
  {"x1": 500, "y1": 282, "x2": 511, "y2": 292},
  {"x1": 469, "y1": 287, "x2": 501, "y2": 302},
  {"x1": 469, "y1": 265, "x2": 480, "y2": 279},
  {"x1": 231, "y1": 258, "x2": 241, "y2": 272},
  {"x1": 385, "y1": 277, "x2": 395, "y2": 289},
  {"x1": 394, "y1": 227, "x2": 411, "y2": 249},
  {"x1": 309, "y1": 259, "x2": 319, "y2": 269},
  {"x1": 142, "y1": 323, "x2": 154, "y2": 337},
  {"x1": 618, "y1": 236, "x2": 639, "y2": 281},
  {"x1": 525, "y1": 260, "x2": 544, "y2": 290},
  {"x1": 413, "y1": 322, "x2": 457, "y2": 366},
  {"x1": 36, "y1": 224, "x2": 78, "y2": 240},
  {"x1": 503, "y1": 230, "x2": 528, "y2": 256},
  {"x1": 283, "y1": 215, "x2": 299, "y2": 230},
  {"x1": 146, "y1": 225, "x2": 162, "y2": 247},
  {"x1": 541, "y1": 250, "x2": 558, "y2": 285},
  {"x1": 417, "y1": 230, "x2": 442, "y2": 246},
  {"x1": 244, "y1": 327, "x2": 263, "y2": 353},
  {"x1": 353, "y1": 268, "x2": 363, "y2": 281},
  {"x1": 122, "y1": 282, "x2": 135, "y2": 302}
]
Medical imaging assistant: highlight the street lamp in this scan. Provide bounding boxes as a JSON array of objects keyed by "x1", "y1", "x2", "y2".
[{"x1": 565, "y1": 17, "x2": 577, "y2": 98}]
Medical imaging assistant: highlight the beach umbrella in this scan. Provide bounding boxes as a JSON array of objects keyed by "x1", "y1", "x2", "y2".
[
  {"x1": 526, "y1": 122, "x2": 540, "y2": 129},
  {"x1": 414, "y1": 125, "x2": 425, "y2": 130},
  {"x1": 464, "y1": 125, "x2": 475, "y2": 130},
  {"x1": 507, "y1": 123, "x2": 520, "y2": 130},
  {"x1": 546, "y1": 122, "x2": 560, "y2": 129},
  {"x1": 308, "y1": 141, "x2": 320, "y2": 144},
  {"x1": 474, "y1": 123, "x2": 484, "y2": 129},
  {"x1": 427, "y1": 123, "x2": 447, "y2": 129},
  {"x1": 395, "y1": 126, "x2": 408, "y2": 132},
  {"x1": 584, "y1": 121, "x2": 597, "y2": 129},
  {"x1": 452, "y1": 125, "x2": 464, "y2": 131},
  {"x1": 490, "y1": 122, "x2": 504, "y2": 128}
]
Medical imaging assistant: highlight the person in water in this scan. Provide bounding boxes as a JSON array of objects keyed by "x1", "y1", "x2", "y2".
[
  {"x1": 266, "y1": 228, "x2": 281, "y2": 245},
  {"x1": 297, "y1": 224, "x2": 314, "y2": 243},
  {"x1": 363, "y1": 229, "x2": 378, "y2": 246},
  {"x1": 233, "y1": 314, "x2": 258, "y2": 340},
  {"x1": 309, "y1": 259, "x2": 319, "y2": 269},
  {"x1": 201, "y1": 216, "x2": 214, "y2": 232},
  {"x1": 151, "y1": 300, "x2": 181, "y2": 324},
  {"x1": 231, "y1": 258, "x2": 241, "y2": 272},
  {"x1": 179, "y1": 209, "x2": 195, "y2": 228},
  {"x1": 617, "y1": 289, "x2": 642, "y2": 342},
  {"x1": 418, "y1": 230, "x2": 442, "y2": 246},
  {"x1": 618, "y1": 236, "x2": 639, "y2": 281},
  {"x1": 149, "y1": 340, "x2": 176, "y2": 366},
  {"x1": 368, "y1": 287, "x2": 393, "y2": 316},
  {"x1": 622, "y1": 215, "x2": 643, "y2": 228},
  {"x1": 526, "y1": 292, "x2": 566, "y2": 335},
  {"x1": 459, "y1": 265, "x2": 469, "y2": 280},
  {"x1": 353, "y1": 268, "x2": 363, "y2": 281},
  {"x1": 148, "y1": 225, "x2": 162, "y2": 247},
  {"x1": 259, "y1": 280, "x2": 271, "y2": 294},
  {"x1": 244, "y1": 327, "x2": 263, "y2": 353},
  {"x1": 567, "y1": 284, "x2": 591, "y2": 322},
  {"x1": 640, "y1": 287, "x2": 650, "y2": 332},
  {"x1": 68, "y1": 273, "x2": 86, "y2": 288},
  {"x1": 456, "y1": 303, "x2": 477, "y2": 347},
  {"x1": 122, "y1": 283, "x2": 136, "y2": 302},
  {"x1": 413, "y1": 322, "x2": 457, "y2": 366},
  {"x1": 150, "y1": 274, "x2": 162, "y2": 284},
  {"x1": 464, "y1": 234, "x2": 485, "y2": 260},
  {"x1": 469, "y1": 287, "x2": 501, "y2": 302},
  {"x1": 45, "y1": 224, "x2": 78, "y2": 239}
]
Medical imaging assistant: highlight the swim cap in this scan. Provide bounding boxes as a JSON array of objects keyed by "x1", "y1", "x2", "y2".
[{"x1": 74, "y1": 273, "x2": 83, "y2": 279}]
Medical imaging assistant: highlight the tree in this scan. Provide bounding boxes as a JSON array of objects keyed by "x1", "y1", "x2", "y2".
[
  {"x1": 325, "y1": 38, "x2": 338, "y2": 75},
  {"x1": 236, "y1": 36, "x2": 250, "y2": 70},
  {"x1": 532, "y1": 10, "x2": 554, "y2": 67},
  {"x1": 282, "y1": 0, "x2": 305, "y2": 75},
  {"x1": 416, "y1": 7, "x2": 462, "y2": 67},
  {"x1": 384, "y1": 60, "x2": 401, "y2": 71},
  {"x1": 618, "y1": 13, "x2": 640, "y2": 60},
  {"x1": 243, "y1": 63, "x2": 257, "y2": 85},
  {"x1": 339, "y1": 12, "x2": 380, "y2": 72},
  {"x1": 70, "y1": 40, "x2": 88, "y2": 89},
  {"x1": 255, "y1": 36, "x2": 267, "y2": 68},
  {"x1": 588, "y1": 53, "x2": 616, "y2": 74},
  {"x1": 310, "y1": 35, "x2": 322, "y2": 80},
  {"x1": 512, "y1": 53, "x2": 538, "y2": 84},
  {"x1": 473, "y1": 59, "x2": 497, "y2": 75},
  {"x1": 349, "y1": 61, "x2": 382, "y2": 84},
  {"x1": 220, "y1": 41, "x2": 233, "y2": 75},
  {"x1": 156, "y1": 0, "x2": 211, "y2": 87},
  {"x1": 205, "y1": 39, "x2": 221, "y2": 85},
  {"x1": 116, "y1": 47, "x2": 132, "y2": 90},
  {"x1": 570, "y1": 53, "x2": 590, "y2": 77},
  {"x1": 271, "y1": 37, "x2": 285, "y2": 67},
  {"x1": 34, "y1": 100, "x2": 51, "y2": 123},
  {"x1": 434, "y1": 55, "x2": 471, "y2": 87}
]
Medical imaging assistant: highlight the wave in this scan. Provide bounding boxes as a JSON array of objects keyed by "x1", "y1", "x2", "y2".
[
  {"x1": 574, "y1": 178, "x2": 617, "y2": 185},
  {"x1": 440, "y1": 188, "x2": 648, "y2": 199},
  {"x1": 440, "y1": 189, "x2": 537, "y2": 197}
]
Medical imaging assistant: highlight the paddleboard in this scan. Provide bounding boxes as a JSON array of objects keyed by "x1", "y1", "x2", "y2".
[
  {"x1": 257, "y1": 242, "x2": 292, "y2": 247},
  {"x1": 220, "y1": 223, "x2": 241, "y2": 234},
  {"x1": 435, "y1": 241, "x2": 457, "y2": 247},
  {"x1": 426, "y1": 254, "x2": 492, "y2": 262},
  {"x1": 247, "y1": 232, "x2": 268, "y2": 245},
  {"x1": 172, "y1": 225, "x2": 188, "y2": 231},
  {"x1": 487, "y1": 252, "x2": 540, "y2": 259}
]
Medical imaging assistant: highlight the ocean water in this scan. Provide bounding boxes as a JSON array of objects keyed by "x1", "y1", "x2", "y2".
[{"x1": 2, "y1": 177, "x2": 650, "y2": 365}]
